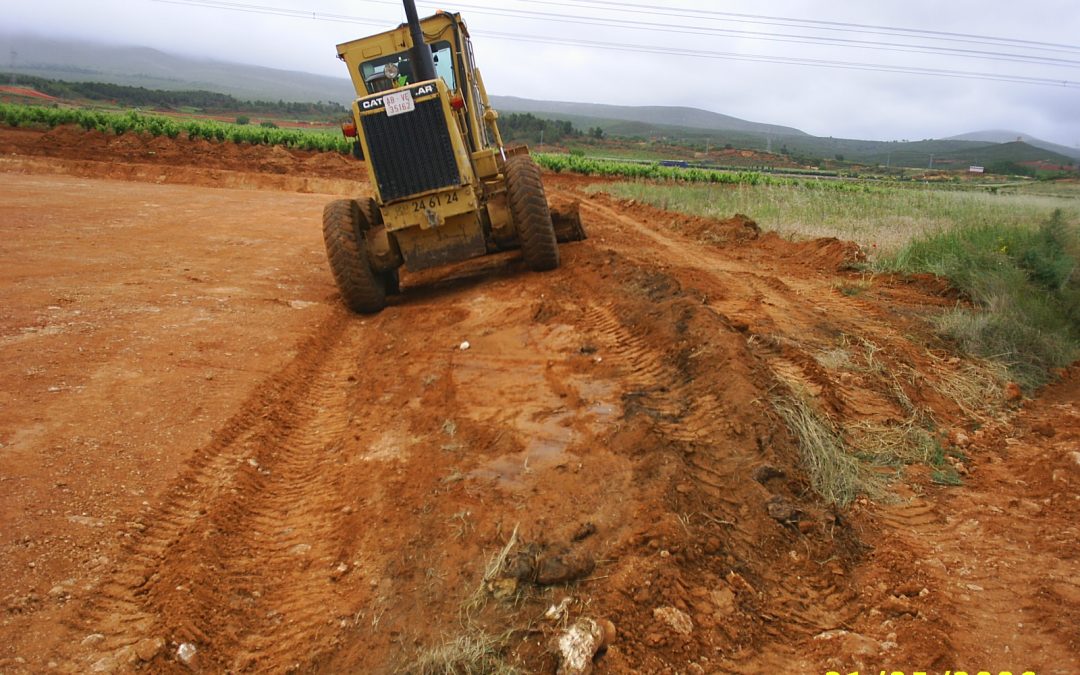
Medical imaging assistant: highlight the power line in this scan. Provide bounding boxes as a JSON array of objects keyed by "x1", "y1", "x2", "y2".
[
  {"x1": 476, "y1": 29, "x2": 1079, "y2": 88},
  {"x1": 146, "y1": 0, "x2": 1080, "y2": 88},
  {"x1": 409, "y1": 0, "x2": 1080, "y2": 69},
  {"x1": 517, "y1": 0, "x2": 1080, "y2": 54}
]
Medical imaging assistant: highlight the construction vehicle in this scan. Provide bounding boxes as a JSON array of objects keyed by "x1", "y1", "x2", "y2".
[{"x1": 322, "y1": 0, "x2": 584, "y2": 314}]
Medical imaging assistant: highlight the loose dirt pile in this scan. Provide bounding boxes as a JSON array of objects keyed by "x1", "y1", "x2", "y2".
[{"x1": 0, "y1": 128, "x2": 1076, "y2": 674}]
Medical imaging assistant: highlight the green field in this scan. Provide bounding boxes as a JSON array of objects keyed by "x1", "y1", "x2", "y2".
[
  {"x1": 592, "y1": 180, "x2": 1080, "y2": 255},
  {"x1": 0, "y1": 102, "x2": 350, "y2": 153}
]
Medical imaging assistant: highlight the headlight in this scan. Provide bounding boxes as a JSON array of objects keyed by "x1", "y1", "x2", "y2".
[{"x1": 383, "y1": 62, "x2": 399, "y2": 79}]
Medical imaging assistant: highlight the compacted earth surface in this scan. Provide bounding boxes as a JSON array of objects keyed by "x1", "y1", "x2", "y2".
[{"x1": 1, "y1": 126, "x2": 1077, "y2": 674}]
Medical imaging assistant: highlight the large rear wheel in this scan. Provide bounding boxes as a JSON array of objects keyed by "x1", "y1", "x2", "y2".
[
  {"x1": 505, "y1": 155, "x2": 559, "y2": 271},
  {"x1": 322, "y1": 199, "x2": 387, "y2": 314}
]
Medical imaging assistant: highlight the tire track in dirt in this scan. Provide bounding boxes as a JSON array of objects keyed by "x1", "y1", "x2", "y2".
[
  {"x1": 60, "y1": 309, "x2": 371, "y2": 671},
  {"x1": 872, "y1": 391, "x2": 1080, "y2": 675},
  {"x1": 568, "y1": 258, "x2": 865, "y2": 673}
]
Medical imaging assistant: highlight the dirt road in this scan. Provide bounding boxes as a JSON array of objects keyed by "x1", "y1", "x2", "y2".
[{"x1": 1, "y1": 128, "x2": 1076, "y2": 673}]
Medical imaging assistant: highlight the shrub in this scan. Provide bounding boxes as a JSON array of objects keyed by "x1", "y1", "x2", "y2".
[{"x1": 884, "y1": 210, "x2": 1079, "y2": 388}]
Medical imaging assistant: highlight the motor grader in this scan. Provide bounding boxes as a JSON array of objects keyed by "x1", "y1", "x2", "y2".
[{"x1": 323, "y1": 0, "x2": 584, "y2": 313}]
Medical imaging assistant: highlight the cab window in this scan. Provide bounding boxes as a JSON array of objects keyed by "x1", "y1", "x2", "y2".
[{"x1": 360, "y1": 40, "x2": 454, "y2": 94}]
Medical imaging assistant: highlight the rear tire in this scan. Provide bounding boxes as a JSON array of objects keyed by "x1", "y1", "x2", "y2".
[
  {"x1": 322, "y1": 199, "x2": 386, "y2": 314},
  {"x1": 505, "y1": 155, "x2": 559, "y2": 271}
]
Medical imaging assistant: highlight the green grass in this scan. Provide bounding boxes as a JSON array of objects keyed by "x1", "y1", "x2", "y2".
[
  {"x1": 882, "y1": 210, "x2": 1080, "y2": 389},
  {"x1": 590, "y1": 180, "x2": 1080, "y2": 255},
  {"x1": 0, "y1": 102, "x2": 350, "y2": 153}
]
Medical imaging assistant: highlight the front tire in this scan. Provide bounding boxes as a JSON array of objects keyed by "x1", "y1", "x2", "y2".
[
  {"x1": 505, "y1": 155, "x2": 559, "y2": 271},
  {"x1": 322, "y1": 199, "x2": 386, "y2": 314}
]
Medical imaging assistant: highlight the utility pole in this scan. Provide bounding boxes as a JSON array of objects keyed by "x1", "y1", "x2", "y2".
[
  {"x1": 9, "y1": 51, "x2": 16, "y2": 85},
  {"x1": 539, "y1": 128, "x2": 543, "y2": 151},
  {"x1": 928, "y1": 153, "x2": 934, "y2": 169}
]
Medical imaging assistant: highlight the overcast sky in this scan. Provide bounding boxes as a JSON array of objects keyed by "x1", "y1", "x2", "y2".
[{"x1": 6, "y1": 0, "x2": 1079, "y2": 146}]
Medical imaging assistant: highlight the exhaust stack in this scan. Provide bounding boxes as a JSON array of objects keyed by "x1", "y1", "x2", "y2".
[{"x1": 402, "y1": 0, "x2": 437, "y2": 82}]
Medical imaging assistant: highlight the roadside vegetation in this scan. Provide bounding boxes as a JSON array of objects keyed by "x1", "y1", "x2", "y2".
[
  {"x1": 0, "y1": 102, "x2": 349, "y2": 153},
  {"x1": 589, "y1": 175, "x2": 1077, "y2": 503},
  {"x1": 592, "y1": 180, "x2": 1080, "y2": 253},
  {"x1": 883, "y1": 210, "x2": 1079, "y2": 389},
  {"x1": 597, "y1": 178, "x2": 1078, "y2": 389}
]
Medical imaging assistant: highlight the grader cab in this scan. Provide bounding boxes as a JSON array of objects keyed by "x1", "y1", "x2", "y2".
[{"x1": 323, "y1": 1, "x2": 584, "y2": 313}]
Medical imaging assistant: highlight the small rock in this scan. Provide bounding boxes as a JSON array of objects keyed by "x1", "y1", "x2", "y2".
[
  {"x1": 1017, "y1": 499, "x2": 1043, "y2": 516},
  {"x1": 653, "y1": 606, "x2": 693, "y2": 635},
  {"x1": 766, "y1": 495, "x2": 797, "y2": 523},
  {"x1": 177, "y1": 642, "x2": 197, "y2": 667},
  {"x1": 813, "y1": 629, "x2": 880, "y2": 657},
  {"x1": 751, "y1": 465, "x2": 784, "y2": 483},
  {"x1": 555, "y1": 617, "x2": 607, "y2": 675},
  {"x1": 893, "y1": 581, "x2": 923, "y2": 597},
  {"x1": 134, "y1": 637, "x2": 164, "y2": 662},
  {"x1": 952, "y1": 431, "x2": 971, "y2": 448},
  {"x1": 710, "y1": 587, "x2": 736, "y2": 615},
  {"x1": 458, "y1": 340, "x2": 470, "y2": 351},
  {"x1": 81, "y1": 633, "x2": 106, "y2": 647},
  {"x1": 289, "y1": 543, "x2": 312, "y2": 556},
  {"x1": 571, "y1": 522, "x2": 597, "y2": 542},
  {"x1": 1071, "y1": 452, "x2": 1080, "y2": 467},
  {"x1": 1031, "y1": 423, "x2": 1056, "y2": 438},
  {"x1": 488, "y1": 577, "x2": 518, "y2": 600},
  {"x1": 535, "y1": 548, "x2": 596, "y2": 583},
  {"x1": 67, "y1": 515, "x2": 104, "y2": 527},
  {"x1": 329, "y1": 562, "x2": 349, "y2": 581},
  {"x1": 598, "y1": 618, "x2": 616, "y2": 647},
  {"x1": 545, "y1": 597, "x2": 573, "y2": 622},
  {"x1": 1005, "y1": 382, "x2": 1023, "y2": 402},
  {"x1": 878, "y1": 594, "x2": 916, "y2": 617}
]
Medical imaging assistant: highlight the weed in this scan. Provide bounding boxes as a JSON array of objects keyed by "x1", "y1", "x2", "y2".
[
  {"x1": 847, "y1": 419, "x2": 939, "y2": 467},
  {"x1": 814, "y1": 346, "x2": 854, "y2": 371},
  {"x1": 463, "y1": 524, "x2": 520, "y2": 616},
  {"x1": 918, "y1": 353, "x2": 1006, "y2": 421},
  {"x1": 931, "y1": 467, "x2": 964, "y2": 486},
  {"x1": 885, "y1": 210, "x2": 1080, "y2": 388},
  {"x1": 771, "y1": 391, "x2": 885, "y2": 505},
  {"x1": 405, "y1": 630, "x2": 521, "y2": 675}
]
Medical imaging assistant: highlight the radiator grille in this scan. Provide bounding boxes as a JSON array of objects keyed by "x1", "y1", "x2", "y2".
[{"x1": 362, "y1": 97, "x2": 460, "y2": 202}]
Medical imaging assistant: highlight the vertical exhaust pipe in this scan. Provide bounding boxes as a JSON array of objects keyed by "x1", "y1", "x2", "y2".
[{"x1": 402, "y1": 0, "x2": 437, "y2": 83}]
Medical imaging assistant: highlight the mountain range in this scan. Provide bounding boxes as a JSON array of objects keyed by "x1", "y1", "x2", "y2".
[{"x1": 3, "y1": 33, "x2": 1077, "y2": 166}]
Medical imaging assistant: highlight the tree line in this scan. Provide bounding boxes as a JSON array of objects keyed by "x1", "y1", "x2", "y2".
[{"x1": 1, "y1": 73, "x2": 347, "y2": 119}]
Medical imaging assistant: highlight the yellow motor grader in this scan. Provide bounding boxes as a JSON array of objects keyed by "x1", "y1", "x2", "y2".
[{"x1": 323, "y1": 0, "x2": 584, "y2": 313}]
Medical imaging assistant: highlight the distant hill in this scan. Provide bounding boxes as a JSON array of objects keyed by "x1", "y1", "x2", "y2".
[
  {"x1": 946, "y1": 129, "x2": 1080, "y2": 161},
  {"x1": 491, "y1": 96, "x2": 807, "y2": 137},
  {"x1": 2, "y1": 33, "x2": 356, "y2": 104}
]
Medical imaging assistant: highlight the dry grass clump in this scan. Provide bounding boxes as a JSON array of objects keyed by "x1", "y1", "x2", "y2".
[
  {"x1": 405, "y1": 631, "x2": 520, "y2": 675},
  {"x1": 772, "y1": 392, "x2": 885, "y2": 506}
]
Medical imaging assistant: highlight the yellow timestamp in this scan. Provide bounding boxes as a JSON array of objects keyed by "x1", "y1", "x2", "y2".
[{"x1": 826, "y1": 671, "x2": 1036, "y2": 675}]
